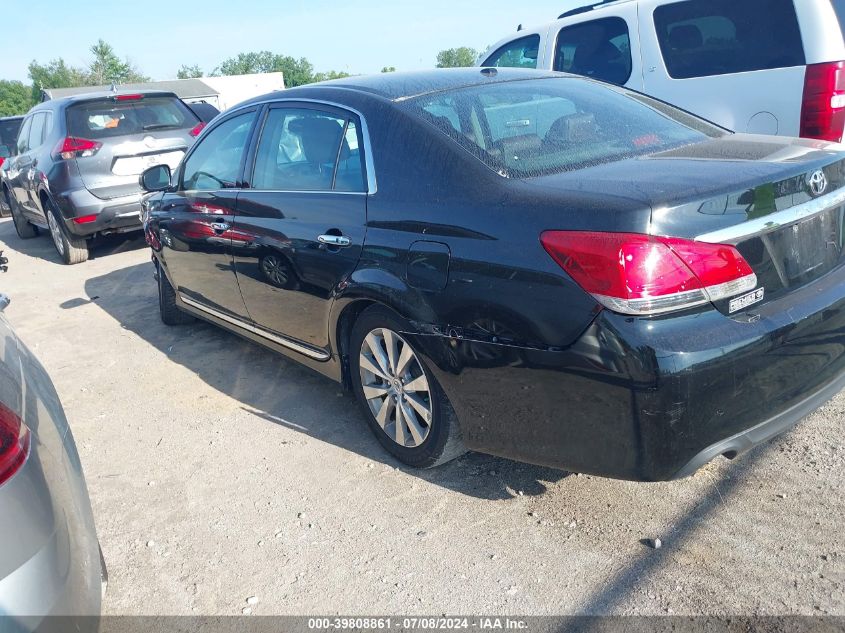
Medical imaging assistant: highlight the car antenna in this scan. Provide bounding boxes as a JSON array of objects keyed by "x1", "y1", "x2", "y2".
[{"x1": 517, "y1": 24, "x2": 523, "y2": 31}]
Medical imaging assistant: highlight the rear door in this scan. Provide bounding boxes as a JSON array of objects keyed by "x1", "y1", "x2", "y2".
[
  {"x1": 640, "y1": 0, "x2": 806, "y2": 135},
  {"x1": 66, "y1": 94, "x2": 199, "y2": 200},
  {"x1": 156, "y1": 107, "x2": 259, "y2": 321},
  {"x1": 232, "y1": 102, "x2": 369, "y2": 353}
]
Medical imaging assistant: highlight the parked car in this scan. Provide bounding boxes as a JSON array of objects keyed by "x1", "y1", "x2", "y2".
[
  {"x1": 0, "y1": 116, "x2": 23, "y2": 218},
  {"x1": 1, "y1": 90, "x2": 205, "y2": 264},
  {"x1": 142, "y1": 68, "x2": 845, "y2": 482},
  {"x1": 0, "y1": 254, "x2": 103, "y2": 629},
  {"x1": 480, "y1": 0, "x2": 845, "y2": 142}
]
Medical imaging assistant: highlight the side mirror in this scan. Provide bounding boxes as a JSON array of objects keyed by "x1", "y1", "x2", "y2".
[
  {"x1": 0, "y1": 145, "x2": 10, "y2": 159},
  {"x1": 140, "y1": 164, "x2": 172, "y2": 192}
]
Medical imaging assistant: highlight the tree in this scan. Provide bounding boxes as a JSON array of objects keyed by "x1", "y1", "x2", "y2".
[
  {"x1": 312, "y1": 70, "x2": 351, "y2": 83},
  {"x1": 381, "y1": 66, "x2": 396, "y2": 73},
  {"x1": 87, "y1": 39, "x2": 148, "y2": 85},
  {"x1": 436, "y1": 47, "x2": 479, "y2": 68},
  {"x1": 0, "y1": 80, "x2": 33, "y2": 116},
  {"x1": 177, "y1": 64, "x2": 204, "y2": 79},
  {"x1": 28, "y1": 58, "x2": 87, "y2": 102},
  {"x1": 217, "y1": 51, "x2": 314, "y2": 87}
]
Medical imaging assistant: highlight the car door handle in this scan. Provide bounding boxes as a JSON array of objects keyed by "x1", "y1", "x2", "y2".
[
  {"x1": 211, "y1": 222, "x2": 231, "y2": 233},
  {"x1": 318, "y1": 234, "x2": 351, "y2": 247}
]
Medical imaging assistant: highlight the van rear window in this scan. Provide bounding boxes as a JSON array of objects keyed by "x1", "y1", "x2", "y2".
[
  {"x1": 653, "y1": 0, "x2": 805, "y2": 80},
  {"x1": 66, "y1": 96, "x2": 198, "y2": 140}
]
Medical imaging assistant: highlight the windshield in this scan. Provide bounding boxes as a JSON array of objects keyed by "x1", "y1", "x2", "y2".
[
  {"x1": 66, "y1": 96, "x2": 198, "y2": 139},
  {"x1": 406, "y1": 77, "x2": 724, "y2": 178}
]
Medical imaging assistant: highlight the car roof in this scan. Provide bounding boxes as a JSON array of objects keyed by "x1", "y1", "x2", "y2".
[
  {"x1": 237, "y1": 68, "x2": 567, "y2": 107},
  {"x1": 37, "y1": 90, "x2": 181, "y2": 109}
]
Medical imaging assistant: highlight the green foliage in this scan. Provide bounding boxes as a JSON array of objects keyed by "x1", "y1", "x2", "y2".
[
  {"x1": 436, "y1": 47, "x2": 479, "y2": 68},
  {"x1": 27, "y1": 58, "x2": 87, "y2": 102},
  {"x1": 312, "y1": 70, "x2": 352, "y2": 83},
  {"x1": 0, "y1": 80, "x2": 34, "y2": 116},
  {"x1": 217, "y1": 51, "x2": 314, "y2": 87},
  {"x1": 381, "y1": 66, "x2": 397, "y2": 73},
  {"x1": 177, "y1": 64, "x2": 204, "y2": 79}
]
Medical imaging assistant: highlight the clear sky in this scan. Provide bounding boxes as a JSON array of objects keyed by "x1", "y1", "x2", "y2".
[{"x1": 1, "y1": 0, "x2": 586, "y2": 84}]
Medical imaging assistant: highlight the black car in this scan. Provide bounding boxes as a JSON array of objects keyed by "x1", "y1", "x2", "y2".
[
  {"x1": 141, "y1": 68, "x2": 845, "y2": 482},
  {"x1": 0, "y1": 116, "x2": 23, "y2": 217},
  {"x1": 2, "y1": 91, "x2": 204, "y2": 264}
]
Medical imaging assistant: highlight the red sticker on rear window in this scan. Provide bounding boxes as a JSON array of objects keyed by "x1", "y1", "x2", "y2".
[{"x1": 632, "y1": 134, "x2": 661, "y2": 147}]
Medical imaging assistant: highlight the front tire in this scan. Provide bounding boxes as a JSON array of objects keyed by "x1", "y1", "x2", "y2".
[
  {"x1": 158, "y1": 264, "x2": 195, "y2": 326},
  {"x1": 45, "y1": 198, "x2": 88, "y2": 264},
  {"x1": 350, "y1": 306, "x2": 466, "y2": 469},
  {"x1": 6, "y1": 188, "x2": 37, "y2": 239}
]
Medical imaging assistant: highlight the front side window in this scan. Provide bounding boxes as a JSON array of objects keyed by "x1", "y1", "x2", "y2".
[
  {"x1": 483, "y1": 35, "x2": 541, "y2": 69},
  {"x1": 16, "y1": 117, "x2": 32, "y2": 154},
  {"x1": 252, "y1": 108, "x2": 365, "y2": 192},
  {"x1": 653, "y1": 0, "x2": 805, "y2": 79},
  {"x1": 182, "y1": 111, "x2": 256, "y2": 191},
  {"x1": 554, "y1": 17, "x2": 632, "y2": 86},
  {"x1": 410, "y1": 77, "x2": 722, "y2": 178}
]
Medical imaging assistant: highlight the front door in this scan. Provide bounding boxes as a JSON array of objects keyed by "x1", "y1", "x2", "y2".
[
  {"x1": 232, "y1": 104, "x2": 369, "y2": 352},
  {"x1": 156, "y1": 108, "x2": 258, "y2": 320}
]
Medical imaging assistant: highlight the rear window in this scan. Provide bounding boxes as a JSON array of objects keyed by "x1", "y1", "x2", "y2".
[
  {"x1": 66, "y1": 96, "x2": 198, "y2": 140},
  {"x1": 0, "y1": 119, "x2": 21, "y2": 147},
  {"x1": 653, "y1": 0, "x2": 805, "y2": 79},
  {"x1": 407, "y1": 78, "x2": 723, "y2": 178}
]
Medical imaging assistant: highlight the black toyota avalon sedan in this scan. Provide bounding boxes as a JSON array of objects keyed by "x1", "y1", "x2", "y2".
[{"x1": 141, "y1": 68, "x2": 845, "y2": 482}]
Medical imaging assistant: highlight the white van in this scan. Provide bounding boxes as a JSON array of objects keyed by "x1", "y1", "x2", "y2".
[{"x1": 480, "y1": 0, "x2": 845, "y2": 141}]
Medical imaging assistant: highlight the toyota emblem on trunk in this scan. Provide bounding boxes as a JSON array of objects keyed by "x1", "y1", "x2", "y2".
[{"x1": 809, "y1": 170, "x2": 828, "y2": 196}]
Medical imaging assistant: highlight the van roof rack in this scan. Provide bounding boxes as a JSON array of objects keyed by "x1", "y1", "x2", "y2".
[{"x1": 558, "y1": 0, "x2": 625, "y2": 19}]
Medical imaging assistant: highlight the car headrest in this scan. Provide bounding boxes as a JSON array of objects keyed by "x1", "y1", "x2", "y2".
[
  {"x1": 289, "y1": 117, "x2": 345, "y2": 164},
  {"x1": 668, "y1": 24, "x2": 704, "y2": 51}
]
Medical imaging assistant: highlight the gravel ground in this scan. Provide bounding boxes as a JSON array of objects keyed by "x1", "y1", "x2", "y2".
[{"x1": 0, "y1": 217, "x2": 843, "y2": 616}]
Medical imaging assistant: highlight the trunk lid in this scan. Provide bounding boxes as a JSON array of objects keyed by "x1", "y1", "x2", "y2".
[
  {"x1": 528, "y1": 133, "x2": 845, "y2": 315},
  {"x1": 66, "y1": 94, "x2": 198, "y2": 200}
]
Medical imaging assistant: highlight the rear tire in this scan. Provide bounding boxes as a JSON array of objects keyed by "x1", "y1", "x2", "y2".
[
  {"x1": 45, "y1": 198, "x2": 88, "y2": 264},
  {"x1": 158, "y1": 264, "x2": 195, "y2": 326},
  {"x1": 350, "y1": 305, "x2": 466, "y2": 469},
  {"x1": 6, "y1": 188, "x2": 37, "y2": 239}
]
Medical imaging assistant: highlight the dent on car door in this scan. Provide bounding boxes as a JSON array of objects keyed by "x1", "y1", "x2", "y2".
[
  {"x1": 232, "y1": 104, "x2": 369, "y2": 353},
  {"x1": 155, "y1": 108, "x2": 258, "y2": 321}
]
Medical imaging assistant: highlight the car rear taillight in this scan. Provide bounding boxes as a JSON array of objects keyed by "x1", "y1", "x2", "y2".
[
  {"x1": 0, "y1": 157, "x2": 5, "y2": 168},
  {"x1": 800, "y1": 61, "x2": 845, "y2": 142},
  {"x1": 53, "y1": 137, "x2": 102, "y2": 161},
  {"x1": 540, "y1": 231, "x2": 757, "y2": 316},
  {"x1": 189, "y1": 122, "x2": 206, "y2": 137},
  {"x1": 0, "y1": 402, "x2": 30, "y2": 486}
]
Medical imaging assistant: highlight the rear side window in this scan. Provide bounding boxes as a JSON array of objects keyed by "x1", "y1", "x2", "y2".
[
  {"x1": 252, "y1": 108, "x2": 365, "y2": 192},
  {"x1": 653, "y1": 0, "x2": 805, "y2": 79},
  {"x1": 66, "y1": 96, "x2": 199, "y2": 140},
  {"x1": 409, "y1": 78, "x2": 722, "y2": 178},
  {"x1": 483, "y1": 35, "x2": 541, "y2": 69},
  {"x1": 554, "y1": 17, "x2": 633, "y2": 85}
]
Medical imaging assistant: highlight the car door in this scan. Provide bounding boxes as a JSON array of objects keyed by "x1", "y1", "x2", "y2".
[
  {"x1": 639, "y1": 0, "x2": 806, "y2": 135},
  {"x1": 232, "y1": 102, "x2": 369, "y2": 353},
  {"x1": 8, "y1": 115, "x2": 32, "y2": 217},
  {"x1": 155, "y1": 107, "x2": 259, "y2": 321}
]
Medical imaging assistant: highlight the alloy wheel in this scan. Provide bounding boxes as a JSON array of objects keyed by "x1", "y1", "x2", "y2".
[
  {"x1": 47, "y1": 210, "x2": 65, "y2": 256},
  {"x1": 358, "y1": 328, "x2": 433, "y2": 448}
]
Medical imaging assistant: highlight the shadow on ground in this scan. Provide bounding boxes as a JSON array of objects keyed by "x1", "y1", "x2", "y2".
[
  {"x1": 81, "y1": 260, "x2": 568, "y2": 500},
  {"x1": 0, "y1": 218, "x2": 147, "y2": 264}
]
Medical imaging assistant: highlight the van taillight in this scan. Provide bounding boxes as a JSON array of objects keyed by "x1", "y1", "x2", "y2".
[
  {"x1": 0, "y1": 402, "x2": 30, "y2": 486},
  {"x1": 540, "y1": 231, "x2": 757, "y2": 316},
  {"x1": 53, "y1": 137, "x2": 102, "y2": 160},
  {"x1": 800, "y1": 61, "x2": 845, "y2": 142}
]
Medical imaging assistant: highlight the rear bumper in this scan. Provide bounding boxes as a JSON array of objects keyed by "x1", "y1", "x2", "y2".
[
  {"x1": 411, "y1": 265, "x2": 845, "y2": 481},
  {"x1": 52, "y1": 187, "x2": 143, "y2": 237}
]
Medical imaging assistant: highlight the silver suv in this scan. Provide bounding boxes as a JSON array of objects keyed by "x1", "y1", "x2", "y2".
[{"x1": 1, "y1": 91, "x2": 204, "y2": 264}]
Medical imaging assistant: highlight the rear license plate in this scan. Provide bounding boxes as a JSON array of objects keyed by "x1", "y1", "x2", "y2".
[{"x1": 112, "y1": 150, "x2": 184, "y2": 177}]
